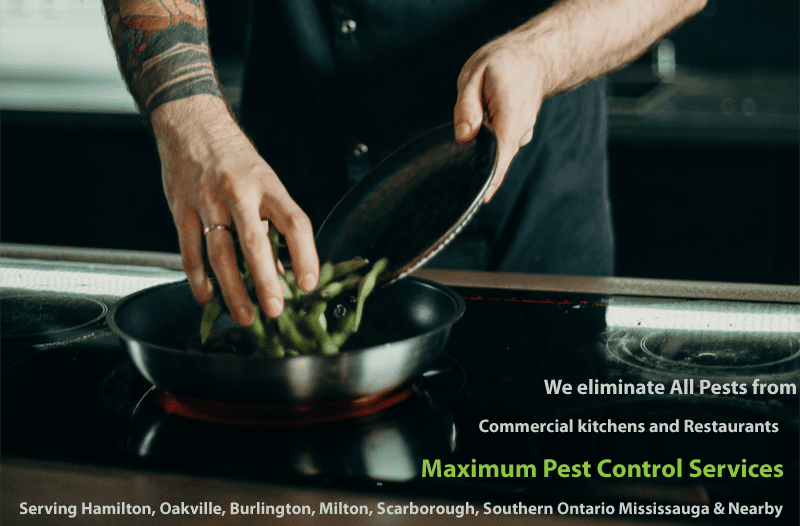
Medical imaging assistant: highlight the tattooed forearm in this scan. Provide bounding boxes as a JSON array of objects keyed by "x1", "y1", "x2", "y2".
[{"x1": 103, "y1": 0, "x2": 225, "y2": 120}]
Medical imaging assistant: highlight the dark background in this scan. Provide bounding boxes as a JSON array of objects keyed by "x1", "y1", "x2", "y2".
[{"x1": 1, "y1": 0, "x2": 798, "y2": 285}]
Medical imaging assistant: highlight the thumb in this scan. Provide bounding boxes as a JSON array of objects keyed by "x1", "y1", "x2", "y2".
[{"x1": 454, "y1": 67, "x2": 485, "y2": 143}]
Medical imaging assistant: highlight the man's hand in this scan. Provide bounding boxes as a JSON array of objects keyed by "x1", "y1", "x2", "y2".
[
  {"x1": 101, "y1": 1, "x2": 316, "y2": 323},
  {"x1": 454, "y1": 36, "x2": 545, "y2": 203},
  {"x1": 453, "y1": 0, "x2": 707, "y2": 202},
  {"x1": 152, "y1": 95, "x2": 319, "y2": 325}
]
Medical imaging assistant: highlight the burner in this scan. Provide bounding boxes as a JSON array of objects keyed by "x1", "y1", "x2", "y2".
[
  {"x1": 0, "y1": 293, "x2": 107, "y2": 345},
  {"x1": 121, "y1": 354, "x2": 466, "y2": 426},
  {"x1": 122, "y1": 355, "x2": 465, "y2": 482},
  {"x1": 153, "y1": 385, "x2": 416, "y2": 426},
  {"x1": 642, "y1": 331, "x2": 800, "y2": 367},
  {"x1": 606, "y1": 329, "x2": 800, "y2": 378}
]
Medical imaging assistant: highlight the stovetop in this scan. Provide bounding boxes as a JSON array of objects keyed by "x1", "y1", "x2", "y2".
[{"x1": 1, "y1": 255, "x2": 799, "y2": 524}]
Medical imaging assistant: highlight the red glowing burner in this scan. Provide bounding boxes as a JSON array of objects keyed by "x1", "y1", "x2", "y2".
[{"x1": 154, "y1": 386, "x2": 416, "y2": 426}]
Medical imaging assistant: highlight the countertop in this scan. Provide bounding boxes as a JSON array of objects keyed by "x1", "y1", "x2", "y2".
[{"x1": 2, "y1": 243, "x2": 799, "y2": 304}]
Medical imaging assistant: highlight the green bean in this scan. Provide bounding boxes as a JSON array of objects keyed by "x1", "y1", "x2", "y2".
[
  {"x1": 331, "y1": 331, "x2": 348, "y2": 348},
  {"x1": 331, "y1": 311, "x2": 358, "y2": 347},
  {"x1": 283, "y1": 270, "x2": 308, "y2": 299},
  {"x1": 317, "y1": 262, "x2": 335, "y2": 289},
  {"x1": 278, "y1": 330, "x2": 305, "y2": 355},
  {"x1": 300, "y1": 302, "x2": 327, "y2": 338},
  {"x1": 310, "y1": 301, "x2": 328, "y2": 332},
  {"x1": 319, "y1": 274, "x2": 361, "y2": 299},
  {"x1": 353, "y1": 257, "x2": 388, "y2": 330},
  {"x1": 200, "y1": 296, "x2": 222, "y2": 344},
  {"x1": 319, "y1": 335, "x2": 339, "y2": 355},
  {"x1": 249, "y1": 305, "x2": 268, "y2": 344},
  {"x1": 265, "y1": 334, "x2": 286, "y2": 358},
  {"x1": 200, "y1": 224, "x2": 388, "y2": 358},
  {"x1": 332, "y1": 257, "x2": 369, "y2": 279},
  {"x1": 278, "y1": 273, "x2": 294, "y2": 300},
  {"x1": 301, "y1": 302, "x2": 338, "y2": 354},
  {"x1": 318, "y1": 281, "x2": 343, "y2": 299},
  {"x1": 277, "y1": 305, "x2": 315, "y2": 353},
  {"x1": 338, "y1": 273, "x2": 363, "y2": 291},
  {"x1": 307, "y1": 317, "x2": 338, "y2": 355}
]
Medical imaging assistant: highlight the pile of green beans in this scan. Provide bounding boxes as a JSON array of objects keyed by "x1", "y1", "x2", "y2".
[{"x1": 198, "y1": 226, "x2": 388, "y2": 358}]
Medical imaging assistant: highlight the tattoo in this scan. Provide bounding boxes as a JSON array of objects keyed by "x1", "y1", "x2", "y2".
[{"x1": 103, "y1": 0, "x2": 225, "y2": 120}]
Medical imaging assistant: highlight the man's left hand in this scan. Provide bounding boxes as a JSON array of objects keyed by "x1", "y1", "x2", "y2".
[
  {"x1": 452, "y1": 0, "x2": 708, "y2": 203},
  {"x1": 453, "y1": 35, "x2": 546, "y2": 203}
]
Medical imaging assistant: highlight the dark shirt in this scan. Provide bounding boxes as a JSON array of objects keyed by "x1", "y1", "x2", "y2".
[{"x1": 240, "y1": 0, "x2": 614, "y2": 275}]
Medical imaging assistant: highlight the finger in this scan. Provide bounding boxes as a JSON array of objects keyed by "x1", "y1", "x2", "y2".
[
  {"x1": 454, "y1": 64, "x2": 486, "y2": 143},
  {"x1": 232, "y1": 209, "x2": 284, "y2": 319},
  {"x1": 264, "y1": 194, "x2": 319, "y2": 292},
  {"x1": 176, "y1": 210, "x2": 214, "y2": 304},
  {"x1": 204, "y1": 225, "x2": 254, "y2": 326}
]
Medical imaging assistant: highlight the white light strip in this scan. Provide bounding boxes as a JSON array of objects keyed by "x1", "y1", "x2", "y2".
[
  {"x1": 606, "y1": 303, "x2": 800, "y2": 333},
  {"x1": 1, "y1": 266, "x2": 184, "y2": 298}
]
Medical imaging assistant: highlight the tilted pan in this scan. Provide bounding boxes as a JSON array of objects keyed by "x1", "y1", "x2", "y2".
[
  {"x1": 108, "y1": 122, "x2": 496, "y2": 404},
  {"x1": 316, "y1": 122, "x2": 497, "y2": 283}
]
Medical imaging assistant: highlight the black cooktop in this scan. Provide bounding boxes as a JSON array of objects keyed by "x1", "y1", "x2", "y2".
[{"x1": 2, "y1": 283, "x2": 798, "y2": 524}]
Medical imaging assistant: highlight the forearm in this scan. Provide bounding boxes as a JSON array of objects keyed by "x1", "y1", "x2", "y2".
[
  {"x1": 513, "y1": 0, "x2": 707, "y2": 97},
  {"x1": 102, "y1": 0, "x2": 228, "y2": 124}
]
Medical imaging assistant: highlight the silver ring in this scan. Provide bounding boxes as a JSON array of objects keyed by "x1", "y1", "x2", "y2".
[{"x1": 202, "y1": 223, "x2": 232, "y2": 236}]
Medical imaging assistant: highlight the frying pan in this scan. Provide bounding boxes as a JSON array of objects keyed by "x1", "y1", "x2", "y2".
[
  {"x1": 316, "y1": 122, "x2": 498, "y2": 283},
  {"x1": 108, "y1": 122, "x2": 496, "y2": 404}
]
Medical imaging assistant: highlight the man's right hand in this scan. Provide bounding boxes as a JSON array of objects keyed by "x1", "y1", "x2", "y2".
[{"x1": 151, "y1": 94, "x2": 319, "y2": 325}]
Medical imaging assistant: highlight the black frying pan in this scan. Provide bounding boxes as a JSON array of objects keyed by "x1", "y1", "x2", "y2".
[{"x1": 316, "y1": 122, "x2": 497, "y2": 283}]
